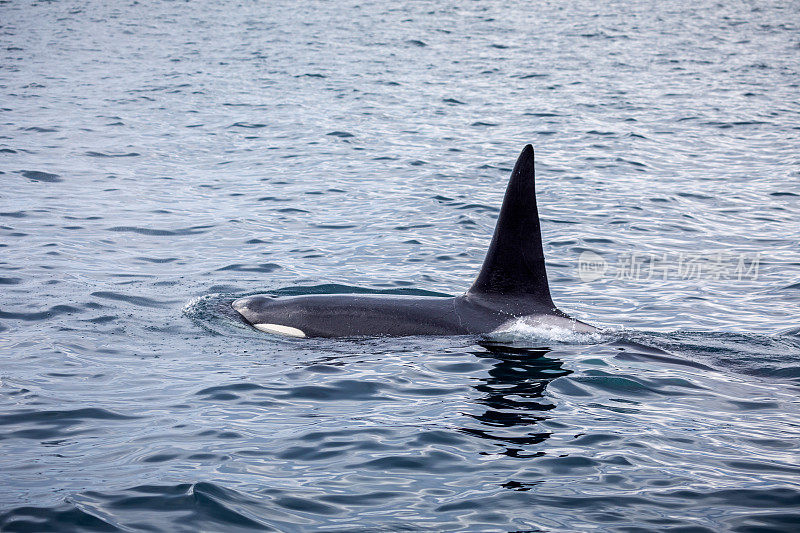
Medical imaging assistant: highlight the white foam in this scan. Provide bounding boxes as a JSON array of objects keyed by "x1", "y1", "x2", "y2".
[
  {"x1": 490, "y1": 316, "x2": 607, "y2": 344},
  {"x1": 253, "y1": 323, "x2": 307, "y2": 338}
]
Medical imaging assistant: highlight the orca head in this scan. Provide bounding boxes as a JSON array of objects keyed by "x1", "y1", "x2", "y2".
[{"x1": 232, "y1": 295, "x2": 275, "y2": 324}]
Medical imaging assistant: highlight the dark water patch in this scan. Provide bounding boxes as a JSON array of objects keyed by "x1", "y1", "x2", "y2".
[
  {"x1": 514, "y1": 73, "x2": 548, "y2": 78},
  {"x1": 142, "y1": 453, "x2": 181, "y2": 463},
  {"x1": 0, "y1": 504, "x2": 117, "y2": 532},
  {"x1": 283, "y1": 380, "x2": 390, "y2": 401},
  {"x1": 85, "y1": 151, "x2": 140, "y2": 157},
  {"x1": 196, "y1": 383, "x2": 269, "y2": 400},
  {"x1": 394, "y1": 223, "x2": 433, "y2": 230},
  {"x1": 724, "y1": 459, "x2": 800, "y2": 475},
  {"x1": 524, "y1": 112, "x2": 560, "y2": 117},
  {"x1": 572, "y1": 372, "x2": 662, "y2": 397},
  {"x1": 615, "y1": 157, "x2": 647, "y2": 168},
  {"x1": 84, "y1": 315, "x2": 117, "y2": 324},
  {"x1": 312, "y1": 223, "x2": 357, "y2": 229},
  {"x1": 0, "y1": 211, "x2": 26, "y2": 218},
  {"x1": 431, "y1": 361, "x2": 485, "y2": 373},
  {"x1": 319, "y1": 491, "x2": 402, "y2": 506},
  {"x1": 357, "y1": 450, "x2": 463, "y2": 472},
  {"x1": 21, "y1": 126, "x2": 58, "y2": 132},
  {"x1": 305, "y1": 364, "x2": 345, "y2": 374},
  {"x1": 0, "y1": 276, "x2": 22, "y2": 284},
  {"x1": 18, "y1": 170, "x2": 61, "y2": 182},
  {"x1": 727, "y1": 399, "x2": 779, "y2": 410},
  {"x1": 257, "y1": 196, "x2": 291, "y2": 202},
  {"x1": 326, "y1": 131, "x2": 354, "y2": 138},
  {"x1": 64, "y1": 215, "x2": 103, "y2": 221},
  {"x1": 217, "y1": 263, "x2": 281, "y2": 273},
  {"x1": 442, "y1": 98, "x2": 465, "y2": 104},
  {"x1": 704, "y1": 121, "x2": 769, "y2": 128},
  {"x1": 654, "y1": 487, "x2": 800, "y2": 508},
  {"x1": 730, "y1": 513, "x2": 800, "y2": 532},
  {"x1": 0, "y1": 407, "x2": 138, "y2": 439},
  {"x1": 456, "y1": 203, "x2": 499, "y2": 212},
  {"x1": 471, "y1": 121, "x2": 498, "y2": 127},
  {"x1": 406, "y1": 39, "x2": 427, "y2": 47},
  {"x1": 640, "y1": 332, "x2": 800, "y2": 383},
  {"x1": 770, "y1": 191, "x2": 799, "y2": 197},
  {"x1": 229, "y1": 122, "x2": 267, "y2": 129},
  {"x1": 677, "y1": 192, "x2": 714, "y2": 200},
  {"x1": 0, "y1": 304, "x2": 81, "y2": 321},
  {"x1": 91, "y1": 291, "x2": 176, "y2": 308},
  {"x1": 613, "y1": 348, "x2": 717, "y2": 372},
  {"x1": 273, "y1": 496, "x2": 340, "y2": 516},
  {"x1": 107, "y1": 225, "x2": 212, "y2": 236},
  {"x1": 77, "y1": 483, "x2": 271, "y2": 531},
  {"x1": 135, "y1": 256, "x2": 178, "y2": 263}
]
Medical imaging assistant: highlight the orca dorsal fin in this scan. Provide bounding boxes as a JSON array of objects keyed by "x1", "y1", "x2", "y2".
[{"x1": 467, "y1": 145, "x2": 555, "y2": 310}]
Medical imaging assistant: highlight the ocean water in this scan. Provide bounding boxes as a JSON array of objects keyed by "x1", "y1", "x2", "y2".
[{"x1": 2, "y1": 0, "x2": 800, "y2": 531}]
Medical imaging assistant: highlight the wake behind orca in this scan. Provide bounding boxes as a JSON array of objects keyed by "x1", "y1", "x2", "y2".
[{"x1": 233, "y1": 145, "x2": 595, "y2": 338}]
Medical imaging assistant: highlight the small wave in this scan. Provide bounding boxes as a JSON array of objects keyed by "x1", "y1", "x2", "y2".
[
  {"x1": 107, "y1": 225, "x2": 212, "y2": 236},
  {"x1": 85, "y1": 151, "x2": 140, "y2": 157},
  {"x1": 228, "y1": 122, "x2": 267, "y2": 129},
  {"x1": 18, "y1": 170, "x2": 62, "y2": 182},
  {"x1": 91, "y1": 291, "x2": 177, "y2": 308},
  {"x1": 216, "y1": 263, "x2": 281, "y2": 273}
]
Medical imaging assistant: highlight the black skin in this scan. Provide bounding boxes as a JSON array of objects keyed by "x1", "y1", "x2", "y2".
[
  {"x1": 232, "y1": 292, "x2": 576, "y2": 338},
  {"x1": 232, "y1": 145, "x2": 595, "y2": 338}
]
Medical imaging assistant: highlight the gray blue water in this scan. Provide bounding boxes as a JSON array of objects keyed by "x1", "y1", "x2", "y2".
[{"x1": 2, "y1": 0, "x2": 800, "y2": 531}]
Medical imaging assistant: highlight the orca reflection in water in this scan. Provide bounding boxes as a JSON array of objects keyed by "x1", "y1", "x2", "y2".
[{"x1": 233, "y1": 145, "x2": 594, "y2": 338}]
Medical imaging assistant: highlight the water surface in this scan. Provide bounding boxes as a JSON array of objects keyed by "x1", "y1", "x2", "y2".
[{"x1": 1, "y1": 0, "x2": 799, "y2": 531}]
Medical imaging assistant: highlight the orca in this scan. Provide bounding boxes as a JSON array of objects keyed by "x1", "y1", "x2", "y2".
[{"x1": 232, "y1": 145, "x2": 594, "y2": 338}]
